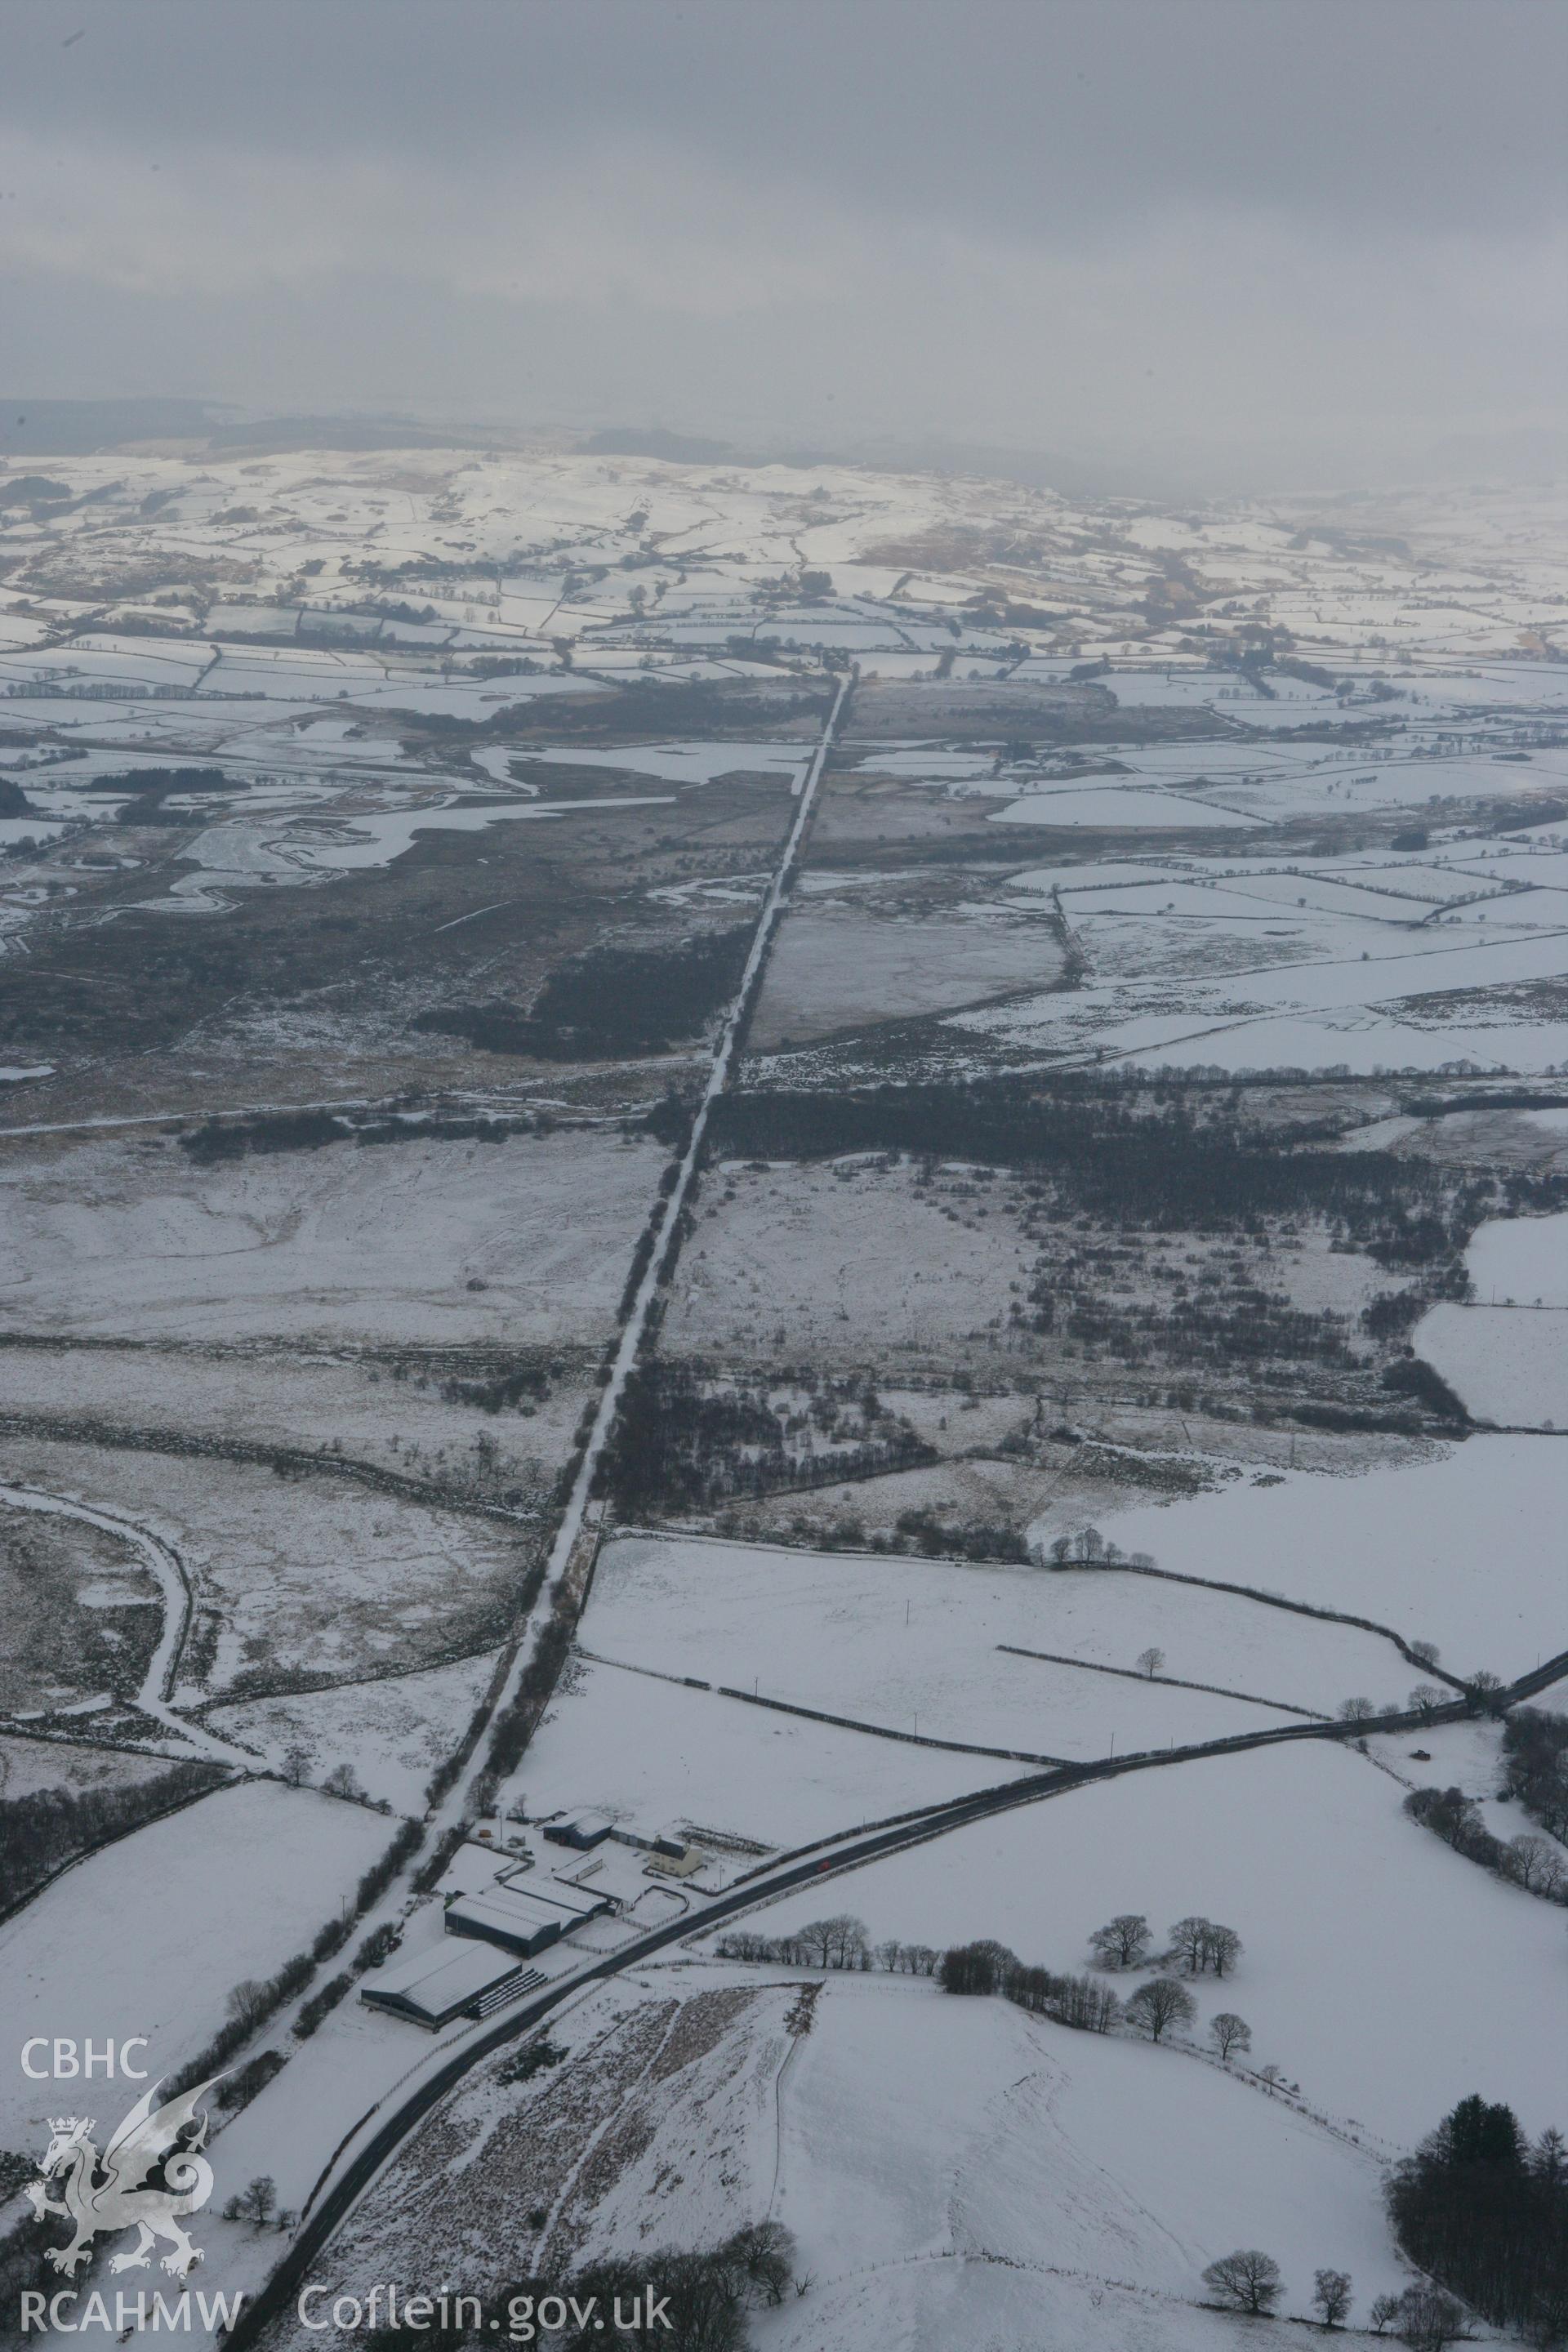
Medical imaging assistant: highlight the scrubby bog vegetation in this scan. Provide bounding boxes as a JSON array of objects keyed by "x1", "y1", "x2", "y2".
[
  {"x1": 711, "y1": 1078, "x2": 1543, "y2": 1263},
  {"x1": 417, "y1": 928, "x2": 753, "y2": 1060},
  {"x1": 706, "y1": 1079, "x2": 1522, "y2": 1423},
  {"x1": 601, "y1": 1360, "x2": 934, "y2": 1513},
  {"x1": 180, "y1": 1106, "x2": 539, "y2": 1161}
]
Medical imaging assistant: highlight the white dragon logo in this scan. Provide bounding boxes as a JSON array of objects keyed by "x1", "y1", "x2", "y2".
[{"x1": 26, "y1": 2078, "x2": 219, "y2": 2278}]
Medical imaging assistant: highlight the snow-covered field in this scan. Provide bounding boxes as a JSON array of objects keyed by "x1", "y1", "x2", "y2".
[
  {"x1": 750, "y1": 905, "x2": 1065, "y2": 1044},
  {"x1": 0, "y1": 1127, "x2": 663, "y2": 1349},
  {"x1": 0, "y1": 1339, "x2": 587, "y2": 1483},
  {"x1": 264, "y1": 1954, "x2": 1410, "y2": 2352},
  {"x1": 989, "y1": 785, "x2": 1260, "y2": 830},
  {"x1": 143, "y1": 792, "x2": 654, "y2": 911},
  {"x1": 0, "y1": 1779, "x2": 389, "y2": 2149},
  {"x1": 0, "y1": 1729, "x2": 180, "y2": 1800},
  {"x1": 667, "y1": 1155, "x2": 1031, "y2": 1363},
  {"x1": 507, "y1": 740, "x2": 812, "y2": 787},
  {"x1": 510, "y1": 1652, "x2": 1029, "y2": 1851},
  {"x1": 275, "y1": 1949, "x2": 1414, "y2": 2351},
  {"x1": 207, "y1": 1652, "x2": 500, "y2": 1813},
  {"x1": 1414, "y1": 1207, "x2": 1568, "y2": 1425},
  {"x1": 733, "y1": 1737, "x2": 1568, "y2": 2146},
  {"x1": 1079, "y1": 1435, "x2": 1566, "y2": 1674},
  {"x1": 8, "y1": 443, "x2": 1568, "y2": 2341},
  {"x1": 1419, "y1": 1303, "x2": 1568, "y2": 1428},
  {"x1": 957, "y1": 917, "x2": 1568, "y2": 1076},
  {"x1": 759, "y1": 1973, "x2": 1406, "y2": 2345},
  {"x1": 572, "y1": 1532, "x2": 1406, "y2": 1760},
  {"x1": 1460, "y1": 1207, "x2": 1568, "y2": 1305}
]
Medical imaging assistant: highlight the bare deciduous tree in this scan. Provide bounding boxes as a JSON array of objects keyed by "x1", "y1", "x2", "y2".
[
  {"x1": 939, "y1": 1942, "x2": 1002, "y2": 1996},
  {"x1": 1136, "y1": 1646, "x2": 1165, "y2": 1679},
  {"x1": 226, "y1": 1978, "x2": 270, "y2": 2031},
  {"x1": 1169, "y1": 1915, "x2": 1211, "y2": 1974},
  {"x1": 236, "y1": 2176, "x2": 277, "y2": 2227},
  {"x1": 1312, "y1": 2268, "x2": 1352, "y2": 2330},
  {"x1": 1210, "y1": 2011, "x2": 1251, "y2": 2063},
  {"x1": 1089, "y1": 1913, "x2": 1151, "y2": 1969},
  {"x1": 1202, "y1": 2250, "x2": 1282, "y2": 2314},
  {"x1": 793, "y1": 1915, "x2": 867, "y2": 1969},
  {"x1": 1369, "y1": 2292, "x2": 1401, "y2": 2334},
  {"x1": 1168, "y1": 1915, "x2": 1241, "y2": 1976},
  {"x1": 1503, "y1": 1833, "x2": 1566, "y2": 1897},
  {"x1": 1053, "y1": 1974, "x2": 1122, "y2": 2033},
  {"x1": 722, "y1": 2220, "x2": 796, "y2": 2308},
  {"x1": 828, "y1": 1915, "x2": 869, "y2": 1969},
  {"x1": 1126, "y1": 1976, "x2": 1195, "y2": 2042},
  {"x1": 1049, "y1": 1525, "x2": 1107, "y2": 1566}
]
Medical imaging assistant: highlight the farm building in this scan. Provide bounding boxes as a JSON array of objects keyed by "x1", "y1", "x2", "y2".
[
  {"x1": 358, "y1": 1940, "x2": 532, "y2": 2029},
  {"x1": 443, "y1": 1874, "x2": 612, "y2": 1958},
  {"x1": 542, "y1": 1811, "x2": 615, "y2": 1850}
]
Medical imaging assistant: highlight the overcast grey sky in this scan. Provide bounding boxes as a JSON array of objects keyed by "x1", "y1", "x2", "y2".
[{"x1": 3, "y1": 0, "x2": 1566, "y2": 489}]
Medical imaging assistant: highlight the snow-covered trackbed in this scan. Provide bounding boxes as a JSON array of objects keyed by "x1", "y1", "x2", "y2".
[{"x1": 430, "y1": 668, "x2": 857, "y2": 1835}]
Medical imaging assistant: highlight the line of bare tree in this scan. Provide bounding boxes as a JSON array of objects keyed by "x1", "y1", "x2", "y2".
[{"x1": 1087, "y1": 1909, "x2": 1243, "y2": 1976}]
